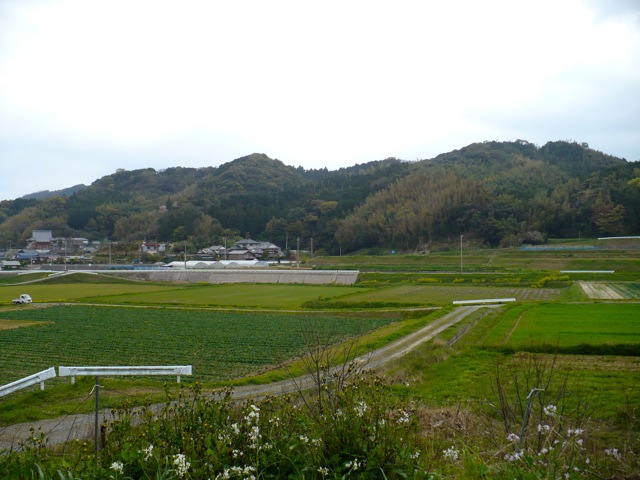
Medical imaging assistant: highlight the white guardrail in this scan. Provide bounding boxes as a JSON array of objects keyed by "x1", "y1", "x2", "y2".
[
  {"x1": 560, "y1": 270, "x2": 615, "y2": 273},
  {"x1": 0, "y1": 367, "x2": 57, "y2": 397},
  {"x1": 452, "y1": 298, "x2": 516, "y2": 305},
  {"x1": 59, "y1": 365, "x2": 192, "y2": 383}
]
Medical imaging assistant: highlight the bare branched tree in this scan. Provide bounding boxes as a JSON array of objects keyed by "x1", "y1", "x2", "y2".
[{"x1": 286, "y1": 319, "x2": 372, "y2": 420}]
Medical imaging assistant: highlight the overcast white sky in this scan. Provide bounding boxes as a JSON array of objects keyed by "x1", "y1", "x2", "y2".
[{"x1": 1, "y1": 0, "x2": 639, "y2": 201}]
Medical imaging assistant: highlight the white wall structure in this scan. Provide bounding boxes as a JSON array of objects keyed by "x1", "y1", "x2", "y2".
[{"x1": 107, "y1": 269, "x2": 359, "y2": 285}]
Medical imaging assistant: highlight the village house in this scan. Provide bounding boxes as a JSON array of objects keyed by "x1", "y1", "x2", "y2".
[
  {"x1": 140, "y1": 241, "x2": 166, "y2": 254},
  {"x1": 197, "y1": 238, "x2": 284, "y2": 261}
]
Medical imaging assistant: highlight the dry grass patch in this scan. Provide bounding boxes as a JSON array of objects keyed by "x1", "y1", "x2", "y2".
[
  {"x1": 529, "y1": 352, "x2": 640, "y2": 373},
  {"x1": 0, "y1": 319, "x2": 49, "y2": 330}
]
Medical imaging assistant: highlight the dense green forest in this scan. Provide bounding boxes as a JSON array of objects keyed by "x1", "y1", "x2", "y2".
[{"x1": 0, "y1": 141, "x2": 638, "y2": 254}]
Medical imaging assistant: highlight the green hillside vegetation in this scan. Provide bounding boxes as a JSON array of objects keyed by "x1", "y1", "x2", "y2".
[
  {"x1": 336, "y1": 141, "x2": 640, "y2": 251},
  {"x1": 1, "y1": 141, "x2": 638, "y2": 256}
]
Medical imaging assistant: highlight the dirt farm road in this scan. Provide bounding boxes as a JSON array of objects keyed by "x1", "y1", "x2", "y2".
[{"x1": 0, "y1": 305, "x2": 495, "y2": 451}]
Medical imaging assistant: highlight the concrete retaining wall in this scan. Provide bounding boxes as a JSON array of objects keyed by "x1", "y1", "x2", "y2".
[{"x1": 108, "y1": 269, "x2": 359, "y2": 285}]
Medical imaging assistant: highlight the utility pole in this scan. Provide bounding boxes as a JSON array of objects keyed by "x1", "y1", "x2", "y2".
[
  {"x1": 460, "y1": 234, "x2": 463, "y2": 273},
  {"x1": 296, "y1": 237, "x2": 300, "y2": 268},
  {"x1": 94, "y1": 376, "x2": 100, "y2": 459}
]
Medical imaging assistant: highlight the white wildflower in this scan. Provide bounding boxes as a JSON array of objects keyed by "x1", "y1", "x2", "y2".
[
  {"x1": 215, "y1": 469, "x2": 231, "y2": 480},
  {"x1": 507, "y1": 432, "x2": 520, "y2": 443},
  {"x1": 141, "y1": 444, "x2": 154, "y2": 461},
  {"x1": 345, "y1": 459, "x2": 362, "y2": 470},
  {"x1": 173, "y1": 453, "x2": 191, "y2": 478},
  {"x1": 110, "y1": 461, "x2": 124, "y2": 474},
  {"x1": 354, "y1": 401, "x2": 368, "y2": 417},
  {"x1": 544, "y1": 404, "x2": 557, "y2": 416},
  {"x1": 504, "y1": 450, "x2": 523, "y2": 462},
  {"x1": 397, "y1": 409, "x2": 411, "y2": 424},
  {"x1": 269, "y1": 416, "x2": 281, "y2": 427},
  {"x1": 443, "y1": 446, "x2": 459, "y2": 461},
  {"x1": 537, "y1": 423, "x2": 551, "y2": 434},
  {"x1": 605, "y1": 447, "x2": 621, "y2": 460}
]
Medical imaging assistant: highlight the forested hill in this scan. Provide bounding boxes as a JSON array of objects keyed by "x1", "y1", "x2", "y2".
[
  {"x1": 335, "y1": 141, "x2": 639, "y2": 251},
  {"x1": 0, "y1": 153, "x2": 410, "y2": 253},
  {"x1": 0, "y1": 142, "x2": 638, "y2": 254}
]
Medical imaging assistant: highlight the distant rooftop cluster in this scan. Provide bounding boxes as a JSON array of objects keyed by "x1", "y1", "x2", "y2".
[{"x1": 0, "y1": 231, "x2": 287, "y2": 270}]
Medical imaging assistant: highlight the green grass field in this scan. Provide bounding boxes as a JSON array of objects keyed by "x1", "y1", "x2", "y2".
[
  {"x1": 501, "y1": 303, "x2": 640, "y2": 347},
  {"x1": 398, "y1": 302, "x2": 640, "y2": 420}
]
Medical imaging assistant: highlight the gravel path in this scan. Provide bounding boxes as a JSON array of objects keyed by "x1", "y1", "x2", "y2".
[{"x1": 0, "y1": 305, "x2": 493, "y2": 451}]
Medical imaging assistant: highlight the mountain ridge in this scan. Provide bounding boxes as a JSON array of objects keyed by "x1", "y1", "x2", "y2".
[{"x1": 1, "y1": 141, "x2": 638, "y2": 254}]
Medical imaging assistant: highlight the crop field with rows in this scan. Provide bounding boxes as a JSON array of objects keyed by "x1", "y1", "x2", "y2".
[
  {"x1": 611, "y1": 282, "x2": 640, "y2": 299},
  {"x1": 0, "y1": 305, "x2": 396, "y2": 385}
]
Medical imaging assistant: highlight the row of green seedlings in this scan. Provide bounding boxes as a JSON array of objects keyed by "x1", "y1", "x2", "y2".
[{"x1": 2, "y1": 356, "x2": 637, "y2": 479}]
